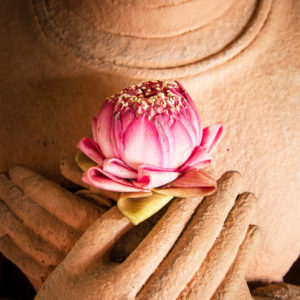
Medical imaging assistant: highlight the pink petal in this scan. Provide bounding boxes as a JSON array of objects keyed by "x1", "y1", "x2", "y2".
[
  {"x1": 185, "y1": 101, "x2": 202, "y2": 145},
  {"x1": 136, "y1": 164, "x2": 181, "y2": 189},
  {"x1": 137, "y1": 164, "x2": 178, "y2": 172},
  {"x1": 122, "y1": 115, "x2": 163, "y2": 169},
  {"x1": 92, "y1": 116, "x2": 98, "y2": 142},
  {"x1": 111, "y1": 113, "x2": 123, "y2": 159},
  {"x1": 95, "y1": 101, "x2": 115, "y2": 158},
  {"x1": 111, "y1": 110, "x2": 134, "y2": 159},
  {"x1": 176, "y1": 81, "x2": 202, "y2": 144},
  {"x1": 171, "y1": 119, "x2": 194, "y2": 168},
  {"x1": 102, "y1": 158, "x2": 137, "y2": 179},
  {"x1": 83, "y1": 167, "x2": 145, "y2": 192},
  {"x1": 153, "y1": 116, "x2": 171, "y2": 168},
  {"x1": 155, "y1": 115, "x2": 175, "y2": 168},
  {"x1": 178, "y1": 113, "x2": 197, "y2": 147},
  {"x1": 179, "y1": 146, "x2": 211, "y2": 171},
  {"x1": 77, "y1": 137, "x2": 104, "y2": 166},
  {"x1": 121, "y1": 110, "x2": 135, "y2": 133},
  {"x1": 200, "y1": 123, "x2": 224, "y2": 154},
  {"x1": 168, "y1": 168, "x2": 216, "y2": 188}
]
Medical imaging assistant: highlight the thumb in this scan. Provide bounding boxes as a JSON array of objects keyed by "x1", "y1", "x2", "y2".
[{"x1": 63, "y1": 206, "x2": 133, "y2": 274}]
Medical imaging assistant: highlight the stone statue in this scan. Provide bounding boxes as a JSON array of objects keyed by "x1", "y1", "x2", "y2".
[
  {"x1": 1, "y1": 165, "x2": 259, "y2": 299},
  {"x1": 0, "y1": 0, "x2": 299, "y2": 298}
]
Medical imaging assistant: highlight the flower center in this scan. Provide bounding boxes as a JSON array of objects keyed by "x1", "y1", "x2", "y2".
[{"x1": 108, "y1": 80, "x2": 188, "y2": 119}]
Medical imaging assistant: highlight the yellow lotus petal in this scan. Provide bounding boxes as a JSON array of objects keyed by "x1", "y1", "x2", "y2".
[
  {"x1": 75, "y1": 151, "x2": 97, "y2": 171},
  {"x1": 117, "y1": 192, "x2": 174, "y2": 225}
]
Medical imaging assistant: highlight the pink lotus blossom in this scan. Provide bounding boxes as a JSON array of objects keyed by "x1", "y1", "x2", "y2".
[{"x1": 77, "y1": 81, "x2": 223, "y2": 192}]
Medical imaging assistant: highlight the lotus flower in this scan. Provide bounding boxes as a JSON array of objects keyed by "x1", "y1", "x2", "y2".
[{"x1": 77, "y1": 80, "x2": 223, "y2": 193}]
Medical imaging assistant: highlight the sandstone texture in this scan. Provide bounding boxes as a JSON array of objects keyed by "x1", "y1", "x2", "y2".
[{"x1": 0, "y1": 0, "x2": 299, "y2": 283}]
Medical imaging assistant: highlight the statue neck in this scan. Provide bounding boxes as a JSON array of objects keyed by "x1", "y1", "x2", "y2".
[
  {"x1": 32, "y1": 0, "x2": 272, "y2": 78},
  {"x1": 61, "y1": 0, "x2": 237, "y2": 38}
]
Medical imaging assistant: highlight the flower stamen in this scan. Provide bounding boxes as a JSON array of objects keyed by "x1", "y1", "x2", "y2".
[{"x1": 107, "y1": 80, "x2": 188, "y2": 119}]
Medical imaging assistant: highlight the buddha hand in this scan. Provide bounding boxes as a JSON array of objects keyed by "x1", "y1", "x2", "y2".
[
  {"x1": 35, "y1": 171, "x2": 260, "y2": 300},
  {"x1": 0, "y1": 165, "x2": 104, "y2": 291}
]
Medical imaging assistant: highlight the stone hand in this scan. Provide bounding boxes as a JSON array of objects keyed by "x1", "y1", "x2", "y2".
[
  {"x1": 0, "y1": 165, "x2": 104, "y2": 291},
  {"x1": 36, "y1": 171, "x2": 260, "y2": 300}
]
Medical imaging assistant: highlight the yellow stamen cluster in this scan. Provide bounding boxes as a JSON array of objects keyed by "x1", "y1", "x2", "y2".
[{"x1": 107, "y1": 80, "x2": 188, "y2": 119}]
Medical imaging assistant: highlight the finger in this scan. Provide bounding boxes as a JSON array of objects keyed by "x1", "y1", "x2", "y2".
[
  {"x1": 76, "y1": 189, "x2": 113, "y2": 209},
  {"x1": 9, "y1": 165, "x2": 101, "y2": 231},
  {"x1": 211, "y1": 225, "x2": 261, "y2": 300},
  {"x1": 136, "y1": 171, "x2": 243, "y2": 300},
  {"x1": 85, "y1": 196, "x2": 204, "y2": 300},
  {"x1": 0, "y1": 200, "x2": 64, "y2": 266},
  {"x1": 0, "y1": 235, "x2": 52, "y2": 287},
  {"x1": 116, "y1": 190, "x2": 209, "y2": 297},
  {"x1": 178, "y1": 192, "x2": 257, "y2": 300},
  {"x1": 0, "y1": 173, "x2": 81, "y2": 253},
  {"x1": 60, "y1": 158, "x2": 120, "y2": 201},
  {"x1": 60, "y1": 157, "x2": 89, "y2": 188},
  {"x1": 63, "y1": 205, "x2": 134, "y2": 273}
]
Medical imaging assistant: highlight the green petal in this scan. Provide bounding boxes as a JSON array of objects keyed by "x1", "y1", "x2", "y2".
[
  {"x1": 117, "y1": 192, "x2": 174, "y2": 225},
  {"x1": 75, "y1": 152, "x2": 97, "y2": 171}
]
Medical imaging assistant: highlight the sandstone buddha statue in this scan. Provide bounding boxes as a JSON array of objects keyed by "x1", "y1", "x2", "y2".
[{"x1": 0, "y1": 0, "x2": 299, "y2": 298}]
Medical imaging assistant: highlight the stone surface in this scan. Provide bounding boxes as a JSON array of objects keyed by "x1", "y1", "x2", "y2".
[
  {"x1": 0, "y1": 0, "x2": 299, "y2": 284},
  {"x1": 0, "y1": 166, "x2": 103, "y2": 290},
  {"x1": 251, "y1": 282, "x2": 300, "y2": 299},
  {"x1": 34, "y1": 172, "x2": 257, "y2": 299}
]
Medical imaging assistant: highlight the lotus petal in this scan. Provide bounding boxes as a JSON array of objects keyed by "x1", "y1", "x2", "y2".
[
  {"x1": 95, "y1": 101, "x2": 115, "y2": 158},
  {"x1": 121, "y1": 110, "x2": 135, "y2": 133},
  {"x1": 92, "y1": 116, "x2": 98, "y2": 142},
  {"x1": 169, "y1": 168, "x2": 216, "y2": 188},
  {"x1": 153, "y1": 117, "x2": 172, "y2": 168},
  {"x1": 83, "y1": 167, "x2": 145, "y2": 192},
  {"x1": 176, "y1": 81, "x2": 202, "y2": 144},
  {"x1": 75, "y1": 152, "x2": 97, "y2": 172},
  {"x1": 136, "y1": 164, "x2": 181, "y2": 189},
  {"x1": 102, "y1": 158, "x2": 137, "y2": 179},
  {"x1": 179, "y1": 108, "x2": 198, "y2": 148},
  {"x1": 111, "y1": 113, "x2": 123, "y2": 159},
  {"x1": 77, "y1": 137, "x2": 104, "y2": 165},
  {"x1": 171, "y1": 119, "x2": 194, "y2": 168},
  {"x1": 111, "y1": 110, "x2": 135, "y2": 159},
  {"x1": 179, "y1": 146, "x2": 211, "y2": 171},
  {"x1": 122, "y1": 115, "x2": 163, "y2": 169},
  {"x1": 200, "y1": 123, "x2": 224, "y2": 154},
  {"x1": 117, "y1": 192, "x2": 174, "y2": 225}
]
